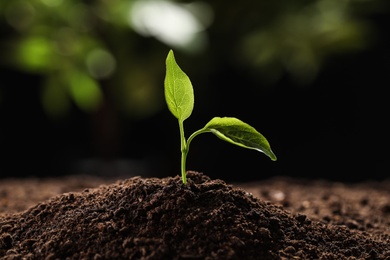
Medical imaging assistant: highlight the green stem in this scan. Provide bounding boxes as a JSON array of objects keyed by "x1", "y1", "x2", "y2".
[
  {"x1": 179, "y1": 123, "x2": 210, "y2": 185},
  {"x1": 187, "y1": 128, "x2": 208, "y2": 148},
  {"x1": 179, "y1": 120, "x2": 187, "y2": 184},
  {"x1": 181, "y1": 148, "x2": 187, "y2": 184}
]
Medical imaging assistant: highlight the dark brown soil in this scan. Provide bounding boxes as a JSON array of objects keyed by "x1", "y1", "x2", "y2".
[{"x1": 0, "y1": 172, "x2": 389, "y2": 259}]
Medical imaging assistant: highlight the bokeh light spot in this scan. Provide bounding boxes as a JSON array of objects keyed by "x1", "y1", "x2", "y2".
[
  {"x1": 86, "y1": 49, "x2": 116, "y2": 79},
  {"x1": 5, "y1": 0, "x2": 35, "y2": 31},
  {"x1": 129, "y1": 0, "x2": 212, "y2": 52},
  {"x1": 41, "y1": 0, "x2": 64, "y2": 7}
]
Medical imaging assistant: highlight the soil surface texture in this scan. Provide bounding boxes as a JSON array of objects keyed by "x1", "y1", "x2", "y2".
[{"x1": 0, "y1": 171, "x2": 389, "y2": 259}]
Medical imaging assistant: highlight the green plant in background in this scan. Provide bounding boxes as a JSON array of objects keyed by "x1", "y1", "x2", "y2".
[
  {"x1": 0, "y1": 0, "x2": 213, "y2": 118},
  {"x1": 0, "y1": 0, "x2": 384, "y2": 118},
  {"x1": 239, "y1": 0, "x2": 376, "y2": 84},
  {"x1": 164, "y1": 50, "x2": 277, "y2": 184}
]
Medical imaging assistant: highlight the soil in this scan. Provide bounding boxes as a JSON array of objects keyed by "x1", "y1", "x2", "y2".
[{"x1": 0, "y1": 171, "x2": 389, "y2": 259}]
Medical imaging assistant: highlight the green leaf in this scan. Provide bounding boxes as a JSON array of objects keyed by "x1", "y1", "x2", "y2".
[
  {"x1": 203, "y1": 117, "x2": 277, "y2": 161},
  {"x1": 164, "y1": 50, "x2": 194, "y2": 121}
]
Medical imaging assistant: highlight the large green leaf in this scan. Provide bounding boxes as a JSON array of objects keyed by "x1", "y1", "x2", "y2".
[
  {"x1": 203, "y1": 117, "x2": 277, "y2": 161},
  {"x1": 164, "y1": 50, "x2": 194, "y2": 121}
]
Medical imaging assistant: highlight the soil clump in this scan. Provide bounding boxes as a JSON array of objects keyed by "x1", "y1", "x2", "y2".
[{"x1": 0, "y1": 172, "x2": 389, "y2": 259}]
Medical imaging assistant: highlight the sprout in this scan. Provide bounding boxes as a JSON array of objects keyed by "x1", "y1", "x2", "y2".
[{"x1": 164, "y1": 50, "x2": 277, "y2": 184}]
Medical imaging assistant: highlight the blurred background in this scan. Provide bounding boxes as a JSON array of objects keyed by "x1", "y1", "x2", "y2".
[{"x1": 0, "y1": 0, "x2": 389, "y2": 182}]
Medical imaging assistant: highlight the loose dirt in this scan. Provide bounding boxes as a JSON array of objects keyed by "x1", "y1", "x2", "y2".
[{"x1": 0, "y1": 172, "x2": 389, "y2": 259}]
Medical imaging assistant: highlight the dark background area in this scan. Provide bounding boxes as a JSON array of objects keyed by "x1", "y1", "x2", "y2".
[{"x1": 0, "y1": 0, "x2": 389, "y2": 183}]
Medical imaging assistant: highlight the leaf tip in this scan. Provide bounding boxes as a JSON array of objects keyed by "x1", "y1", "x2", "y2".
[{"x1": 167, "y1": 49, "x2": 174, "y2": 61}]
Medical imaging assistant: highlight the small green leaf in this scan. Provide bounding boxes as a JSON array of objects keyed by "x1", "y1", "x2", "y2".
[
  {"x1": 164, "y1": 50, "x2": 194, "y2": 121},
  {"x1": 203, "y1": 117, "x2": 277, "y2": 161}
]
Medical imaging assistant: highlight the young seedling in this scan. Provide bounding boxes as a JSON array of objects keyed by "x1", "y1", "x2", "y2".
[{"x1": 164, "y1": 50, "x2": 277, "y2": 184}]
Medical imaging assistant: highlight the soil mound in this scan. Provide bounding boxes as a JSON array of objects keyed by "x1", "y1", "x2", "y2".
[{"x1": 0, "y1": 172, "x2": 389, "y2": 259}]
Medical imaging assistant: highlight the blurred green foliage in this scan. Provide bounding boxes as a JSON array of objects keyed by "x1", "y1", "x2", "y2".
[
  {"x1": 0, "y1": 0, "x2": 385, "y2": 118},
  {"x1": 238, "y1": 0, "x2": 377, "y2": 84}
]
